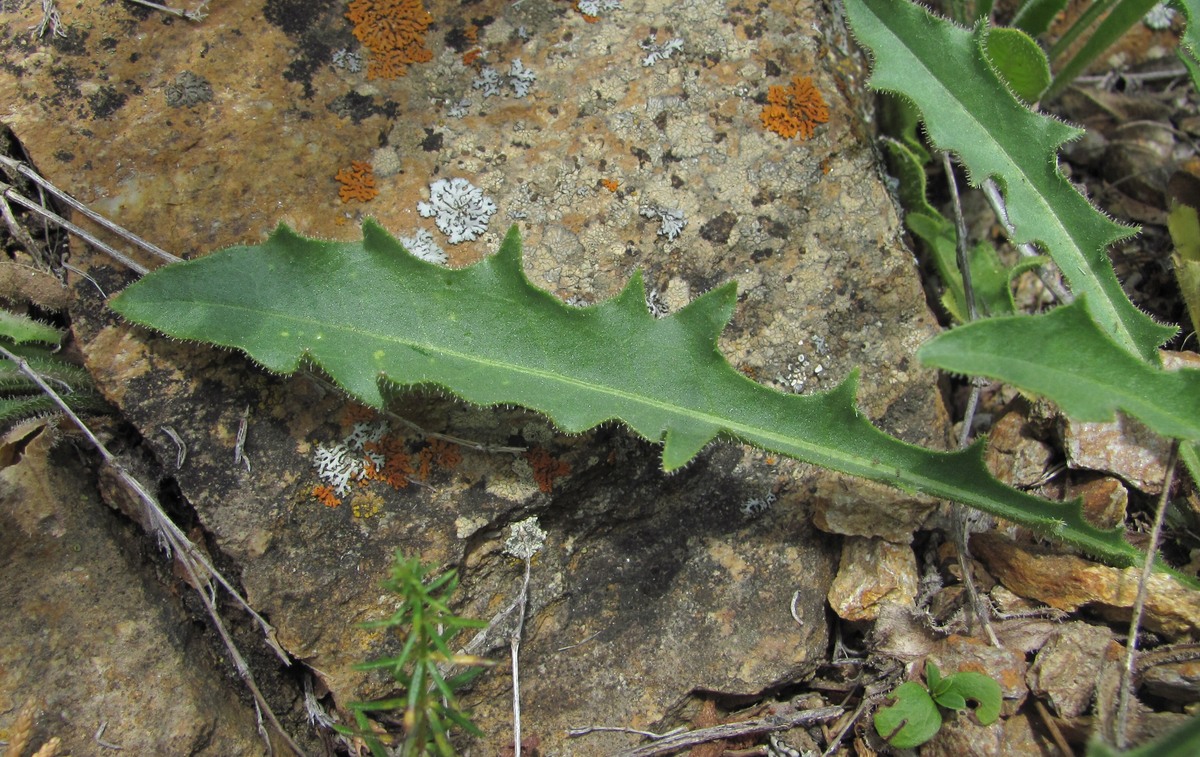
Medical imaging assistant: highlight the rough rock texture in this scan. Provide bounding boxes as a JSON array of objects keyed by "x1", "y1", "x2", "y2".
[
  {"x1": 973, "y1": 533, "x2": 1200, "y2": 638},
  {"x1": 0, "y1": 425, "x2": 268, "y2": 755},
  {"x1": 826, "y1": 536, "x2": 919, "y2": 622},
  {"x1": 0, "y1": 0, "x2": 951, "y2": 752},
  {"x1": 1026, "y1": 622, "x2": 1114, "y2": 719}
]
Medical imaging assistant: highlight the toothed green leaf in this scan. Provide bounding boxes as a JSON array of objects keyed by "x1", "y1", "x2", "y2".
[
  {"x1": 919, "y1": 298, "x2": 1200, "y2": 441},
  {"x1": 0, "y1": 310, "x2": 63, "y2": 346},
  {"x1": 109, "y1": 222, "x2": 1182, "y2": 577},
  {"x1": 1179, "y1": 0, "x2": 1200, "y2": 62},
  {"x1": 844, "y1": 0, "x2": 1176, "y2": 361}
]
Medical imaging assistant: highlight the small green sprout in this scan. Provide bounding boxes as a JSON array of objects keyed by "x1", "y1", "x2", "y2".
[
  {"x1": 338, "y1": 552, "x2": 494, "y2": 757},
  {"x1": 873, "y1": 661, "x2": 1003, "y2": 749}
]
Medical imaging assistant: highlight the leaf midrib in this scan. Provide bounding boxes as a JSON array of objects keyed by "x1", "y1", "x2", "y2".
[{"x1": 173, "y1": 297, "x2": 972, "y2": 484}]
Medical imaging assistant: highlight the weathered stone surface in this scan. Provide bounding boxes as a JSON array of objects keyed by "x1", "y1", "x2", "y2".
[
  {"x1": 973, "y1": 533, "x2": 1200, "y2": 638},
  {"x1": 1141, "y1": 658, "x2": 1200, "y2": 702},
  {"x1": 811, "y1": 475, "x2": 938, "y2": 543},
  {"x1": 921, "y1": 710, "x2": 1056, "y2": 757},
  {"x1": 827, "y1": 537, "x2": 919, "y2": 622},
  {"x1": 1066, "y1": 475, "x2": 1129, "y2": 531},
  {"x1": 0, "y1": 426, "x2": 269, "y2": 755},
  {"x1": 1059, "y1": 413, "x2": 1172, "y2": 495},
  {"x1": 984, "y1": 404, "x2": 1055, "y2": 489},
  {"x1": 0, "y1": 0, "x2": 950, "y2": 751},
  {"x1": 1027, "y1": 622, "x2": 1114, "y2": 718}
]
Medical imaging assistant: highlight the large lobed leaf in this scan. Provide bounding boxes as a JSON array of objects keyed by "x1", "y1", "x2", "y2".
[
  {"x1": 843, "y1": 0, "x2": 1176, "y2": 362},
  {"x1": 110, "y1": 222, "x2": 1181, "y2": 576}
]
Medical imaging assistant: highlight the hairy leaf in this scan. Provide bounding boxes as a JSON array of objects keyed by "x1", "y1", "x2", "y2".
[
  {"x1": 1181, "y1": 0, "x2": 1200, "y2": 62},
  {"x1": 0, "y1": 310, "x2": 63, "y2": 345},
  {"x1": 919, "y1": 299, "x2": 1200, "y2": 441},
  {"x1": 982, "y1": 27, "x2": 1050, "y2": 102},
  {"x1": 110, "y1": 222, "x2": 1182, "y2": 575},
  {"x1": 843, "y1": 0, "x2": 1176, "y2": 361}
]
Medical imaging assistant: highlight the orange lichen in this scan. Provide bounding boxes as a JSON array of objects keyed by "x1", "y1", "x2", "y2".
[
  {"x1": 601, "y1": 178, "x2": 620, "y2": 192},
  {"x1": 335, "y1": 161, "x2": 379, "y2": 203},
  {"x1": 429, "y1": 439, "x2": 462, "y2": 468},
  {"x1": 417, "y1": 446, "x2": 434, "y2": 480},
  {"x1": 341, "y1": 402, "x2": 378, "y2": 427},
  {"x1": 346, "y1": 0, "x2": 434, "y2": 80},
  {"x1": 524, "y1": 446, "x2": 571, "y2": 494},
  {"x1": 760, "y1": 75, "x2": 829, "y2": 141},
  {"x1": 364, "y1": 435, "x2": 414, "y2": 489},
  {"x1": 464, "y1": 24, "x2": 478, "y2": 44},
  {"x1": 313, "y1": 484, "x2": 342, "y2": 508},
  {"x1": 462, "y1": 48, "x2": 483, "y2": 66},
  {"x1": 417, "y1": 438, "x2": 463, "y2": 480}
]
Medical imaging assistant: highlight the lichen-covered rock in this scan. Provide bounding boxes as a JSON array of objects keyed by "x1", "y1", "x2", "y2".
[{"x1": 0, "y1": 0, "x2": 950, "y2": 751}]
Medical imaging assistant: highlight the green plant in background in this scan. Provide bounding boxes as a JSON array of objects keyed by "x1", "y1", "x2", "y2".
[
  {"x1": 1087, "y1": 709, "x2": 1200, "y2": 755},
  {"x1": 0, "y1": 309, "x2": 106, "y2": 434},
  {"x1": 938, "y1": 0, "x2": 1198, "y2": 100},
  {"x1": 845, "y1": 0, "x2": 1200, "y2": 483},
  {"x1": 1168, "y1": 174, "x2": 1200, "y2": 337},
  {"x1": 873, "y1": 661, "x2": 1003, "y2": 749},
  {"x1": 337, "y1": 553, "x2": 491, "y2": 757},
  {"x1": 885, "y1": 0, "x2": 1200, "y2": 325}
]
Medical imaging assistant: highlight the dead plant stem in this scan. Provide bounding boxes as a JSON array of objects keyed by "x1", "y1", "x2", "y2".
[
  {"x1": 1115, "y1": 439, "x2": 1180, "y2": 749},
  {"x1": 941, "y1": 152, "x2": 1001, "y2": 647},
  {"x1": 0, "y1": 155, "x2": 179, "y2": 266},
  {"x1": 0, "y1": 344, "x2": 306, "y2": 756},
  {"x1": 510, "y1": 555, "x2": 532, "y2": 757}
]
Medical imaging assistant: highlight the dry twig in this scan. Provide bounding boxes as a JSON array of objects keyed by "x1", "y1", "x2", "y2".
[{"x1": 0, "y1": 344, "x2": 307, "y2": 756}]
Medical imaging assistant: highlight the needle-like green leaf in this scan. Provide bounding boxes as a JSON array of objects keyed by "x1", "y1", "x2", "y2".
[{"x1": 109, "y1": 221, "x2": 1187, "y2": 577}]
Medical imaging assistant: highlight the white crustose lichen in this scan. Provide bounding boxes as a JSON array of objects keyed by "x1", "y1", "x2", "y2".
[
  {"x1": 503, "y1": 516, "x2": 547, "y2": 560},
  {"x1": 577, "y1": 0, "x2": 622, "y2": 16},
  {"x1": 507, "y1": 59, "x2": 537, "y2": 98},
  {"x1": 417, "y1": 178, "x2": 498, "y2": 244},
  {"x1": 399, "y1": 228, "x2": 449, "y2": 265},
  {"x1": 640, "y1": 205, "x2": 687, "y2": 241},
  {"x1": 473, "y1": 61, "x2": 537, "y2": 99},
  {"x1": 640, "y1": 37, "x2": 683, "y2": 67}
]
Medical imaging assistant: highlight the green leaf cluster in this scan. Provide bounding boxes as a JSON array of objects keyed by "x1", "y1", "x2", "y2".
[
  {"x1": 853, "y1": 0, "x2": 1200, "y2": 493},
  {"x1": 0, "y1": 309, "x2": 106, "y2": 434},
  {"x1": 874, "y1": 662, "x2": 1003, "y2": 749},
  {"x1": 338, "y1": 553, "x2": 491, "y2": 757},
  {"x1": 845, "y1": 0, "x2": 1174, "y2": 362}
]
